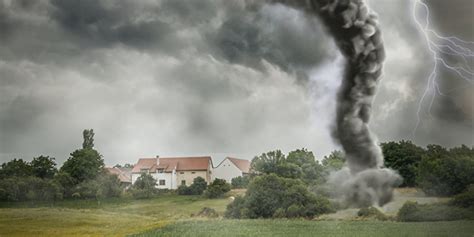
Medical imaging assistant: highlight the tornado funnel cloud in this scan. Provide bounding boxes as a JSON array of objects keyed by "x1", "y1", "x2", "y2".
[{"x1": 276, "y1": 0, "x2": 402, "y2": 207}]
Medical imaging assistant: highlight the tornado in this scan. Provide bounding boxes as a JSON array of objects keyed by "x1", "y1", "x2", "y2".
[{"x1": 274, "y1": 0, "x2": 402, "y2": 207}]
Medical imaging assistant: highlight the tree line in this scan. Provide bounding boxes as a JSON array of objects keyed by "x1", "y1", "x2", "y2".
[
  {"x1": 0, "y1": 129, "x2": 122, "y2": 201},
  {"x1": 225, "y1": 142, "x2": 473, "y2": 219}
]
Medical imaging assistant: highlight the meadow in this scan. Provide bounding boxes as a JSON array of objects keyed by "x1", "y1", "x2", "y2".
[
  {"x1": 133, "y1": 220, "x2": 474, "y2": 237},
  {"x1": 0, "y1": 194, "x2": 231, "y2": 236},
  {"x1": 0, "y1": 189, "x2": 472, "y2": 237}
]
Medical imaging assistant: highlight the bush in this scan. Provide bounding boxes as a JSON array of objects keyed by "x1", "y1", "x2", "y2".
[
  {"x1": 189, "y1": 177, "x2": 207, "y2": 195},
  {"x1": 398, "y1": 201, "x2": 474, "y2": 222},
  {"x1": 357, "y1": 207, "x2": 389, "y2": 221},
  {"x1": 72, "y1": 173, "x2": 122, "y2": 199},
  {"x1": 0, "y1": 177, "x2": 62, "y2": 201},
  {"x1": 272, "y1": 208, "x2": 286, "y2": 218},
  {"x1": 177, "y1": 177, "x2": 208, "y2": 195},
  {"x1": 231, "y1": 176, "x2": 250, "y2": 189},
  {"x1": 177, "y1": 185, "x2": 192, "y2": 195},
  {"x1": 286, "y1": 204, "x2": 304, "y2": 218},
  {"x1": 417, "y1": 145, "x2": 474, "y2": 196},
  {"x1": 225, "y1": 196, "x2": 247, "y2": 218},
  {"x1": 450, "y1": 185, "x2": 474, "y2": 208},
  {"x1": 204, "y1": 179, "x2": 231, "y2": 198},
  {"x1": 225, "y1": 174, "x2": 333, "y2": 219},
  {"x1": 129, "y1": 173, "x2": 157, "y2": 199}
]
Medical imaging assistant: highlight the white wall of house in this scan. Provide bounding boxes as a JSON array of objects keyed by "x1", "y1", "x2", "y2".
[
  {"x1": 131, "y1": 172, "x2": 176, "y2": 189},
  {"x1": 152, "y1": 172, "x2": 174, "y2": 189},
  {"x1": 213, "y1": 158, "x2": 243, "y2": 183},
  {"x1": 131, "y1": 173, "x2": 140, "y2": 185}
]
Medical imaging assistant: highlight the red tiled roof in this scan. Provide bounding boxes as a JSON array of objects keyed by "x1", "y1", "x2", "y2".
[
  {"x1": 105, "y1": 167, "x2": 132, "y2": 183},
  {"x1": 227, "y1": 157, "x2": 251, "y2": 173},
  {"x1": 132, "y1": 156, "x2": 212, "y2": 173},
  {"x1": 131, "y1": 158, "x2": 157, "y2": 173}
]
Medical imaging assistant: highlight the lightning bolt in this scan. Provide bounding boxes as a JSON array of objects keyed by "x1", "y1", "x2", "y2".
[{"x1": 411, "y1": 0, "x2": 474, "y2": 137}]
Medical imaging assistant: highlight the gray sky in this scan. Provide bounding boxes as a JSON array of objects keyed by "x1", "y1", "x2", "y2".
[{"x1": 0, "y1": 0, "x2": 472, "y2": 166}]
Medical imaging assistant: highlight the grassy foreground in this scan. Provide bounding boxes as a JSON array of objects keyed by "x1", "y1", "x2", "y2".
[
  {"x1": 0, "y1": 194, "x2": 231, "y2": 236},
  {"x1": 132, "y1": 219, "x2": 474, "y2": 237},
  {"x1": 0, "y1": 189, "x2": 471, "y2": 237}
]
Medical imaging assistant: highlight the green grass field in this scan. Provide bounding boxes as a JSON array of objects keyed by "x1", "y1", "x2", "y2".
[
  {"x1": 0, "y1": 194, "x2": 231, "y2": 236},
  {"x1": 0, "y1": 189, "x2": 472, "y2": 237},
  {"x1": 132, "y1": 220, "x2": 474, "y2": 237}
]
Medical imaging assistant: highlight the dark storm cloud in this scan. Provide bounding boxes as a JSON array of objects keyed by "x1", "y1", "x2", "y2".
[
  {"x1": 49, "y1": 0, "x2": 174, "y2": 50},
  {"x1": 424, "y1": 0, "x2": 473, "y2": 128},
  {"x1": 210, "y1": 3, "x2": 335, "y2": 82},
  {"x1": 0, "y1": 0, "x2": 472, "y2": 166}
]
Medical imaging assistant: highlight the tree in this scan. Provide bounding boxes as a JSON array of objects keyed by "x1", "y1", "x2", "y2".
[
  {"x1": 82, "y1": 129, "x2": 95, "y2": 149},
  {"x1": 417, "y1": 144, "x2": 474, "y2": 196},
  {"x1": 73, "y1": 173, "x2": 122, "y2": 199},
  {"x1": 178, "y1": 176, "x2": 209, "y2": 195},
  {"x1": 286, "y1": 148, "x2": 316, "y2": 166},
  {"x1": 225, "y1": 174, "x2": 333, "y2": 219},
  {"x1": 301, "y1": 162, "x2": 326, "y2": 185},
  {"x1": 0, "y1": 176, "x2": 63, "y2": 202},
  {"x1": 231, "y1": 176, "x2": 250, "y2": 189},
  {"x1": 205, "y1": 179, "x2": 231, "y2": 198},
  {"x1": 31, "y1": 156, "x2": 57, "y2": 179},
  {"x1": 251, "y1": 150, "x2": 285, "y2": 174},
  {"x1": 417, "y1": 145, "x2": 474, "y2": 196},
  {"x1": 322, "y1": 150, "x2": 345, "y2": 171},
  {"x1": 0, "y1": 159, "x2": 32, "y2": 178},
  {"x1": 190, "y1": 176, "x2": 207, "y2": 195},
  {"x1": 130, "y1": 173, "x2": 157, "y2": 199},
  {"x1": 60, "y1": 148, "x2": 104, "y2": 184},
  {"x1": 275, "y1": 162, "x2": 302, "y2": 179},
  {"x1": 60, "y1": 129, "x2": 104, "y2": 184},
  {"x1": 381, "y1": 140, "x2": 424, "y2": 187}
]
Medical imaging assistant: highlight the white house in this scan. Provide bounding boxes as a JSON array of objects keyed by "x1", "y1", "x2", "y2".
[
  {"x1": 131, "y1": 156, "x2": 213, "y2": 189},
  {"x1": 213, "y1": 157, "x2": 251, "y2": 183}
]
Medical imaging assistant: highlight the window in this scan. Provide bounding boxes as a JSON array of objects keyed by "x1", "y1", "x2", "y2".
[
  {"x1": 181, "y1": 180, "x2": 186, "y2": 186},
  {"x1": 159, "y1": 180, "x2": 165, "y2": 186},
  {"x1": 191, "y1": 171, "x2": 195, "y2": 174},
  {"x1": 157, "y1": 169, "x2": 164, "y2": 173},
  {"x1": 180, "y1": 172, "x2": 184, "y2": 174}
]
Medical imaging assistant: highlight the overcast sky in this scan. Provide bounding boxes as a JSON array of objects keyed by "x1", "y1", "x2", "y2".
[{"x1": 0, "y1": 0, "x2": 472, "y2": 166}]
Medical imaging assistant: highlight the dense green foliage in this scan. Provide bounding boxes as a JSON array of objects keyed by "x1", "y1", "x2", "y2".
[
  {"x1": 30, "y1": 156, "x2": 58, "y2": 179},
  {"x1": 450, "y1": 185, "x2": 474, "y2": 208},
  {"x1": 0, "y1": 176, "x2": 63, "y2": 201},
  {"x1": 397, "y1": 201, "x2": 474, "y2": 222},
  {"x1": 73, "y1": 173, "x2": 122, "y2": 199},
  {"x1": 178, "y1": 177, "x2": 208, "y2": 195},
  {"x1": 82, "y1": 129, "x2": 95, "y2": 149},
  {"x1": 417, "y1": 145, "x2": 474, "y2": 196},
  {"x1": 60, "y1": 148, "x2": 104, "y2": 184},
  {"x1": 0, "y1": 159, "x2": 33, "y2": 178},
  {"x1": 251, "y1": 149, "x2": 325, "y2": 185},
  {"x1": 381, "y1": 141, "x2": 424, "y2": 187},
  {"x1": 321, "y1": 150, "x2": 345, "y2": 171},
  {"x1": 130, "y1": 173, "x2": 158, "y2": 199},
  {"x1": 231, "y1": 176, "x2": 250, "y2": 189},
  {"x1": 205, "y1": 179, "x2": 231, "y2": 198},
  {"x1": 225, "y1": 174, "x2": 332, "y2": 219}
]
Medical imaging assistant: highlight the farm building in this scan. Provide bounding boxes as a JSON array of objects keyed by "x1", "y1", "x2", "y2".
[
  {"x1": 131, "y1": 156, "x2": 213, "y2": 189},
  {"x1": 212, "y1": 157, "x2": 251, "y2": 183},
  {"x1": 105, "y1": 167, "x2": 132, "y2": 187}
]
